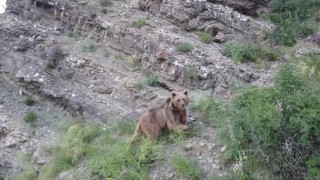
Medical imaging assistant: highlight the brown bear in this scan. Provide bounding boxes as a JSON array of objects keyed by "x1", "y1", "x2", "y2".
[{"x1": 131, "y1": 90, "x2": 189, "y2": 143}]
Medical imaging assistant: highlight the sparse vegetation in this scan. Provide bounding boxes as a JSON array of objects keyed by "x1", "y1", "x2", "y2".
[
  {"x1": 184, "y1": 67, "x2": 199, "y2": 80},
  {"x1": 35, "y1": 120, "x2": 164, "y2": 180},
  {"x1": 99, "y1": 0, "x2": 112, "y2": 7},
  {"x1": 128, "y1": 57, "x2": 141, "y2": 71},
  {"x1": 178, "y1": 42, "x2": 194, "y2": 53},
  {"x1": 46, "y1": 59, "x2": 55, "y2": 69},
  {"x1": 223, "y1": 41, "x2": 278, "y2": 63},
  {"x1": 5, "y1": 153, "x2": 36, "y2": 180},
  {"x1": 266, "y1": 0, "x2": 320, "y2": 46},
  {"x1": 131, "y1": 82, "x2": 145, "y2": 91},
  {"x1": 142, "y1": 69, "x2": 152, "y2": 77},
  {"x1": 60, "y1": 37, "x2": 76, "y2": 45},
  {"x1": 114, "y1": 54, "x2": 124, "y2": 61},
  {"x1": 199, "y1": 33, "x2": 213, "y2": 44},
  {"x1": 171, "y1": 154, "x2": 200, "y2": 180},
  {"x1": 192, "y1": 55, "x2": 320, "y2": 179},
  {"x1": 67, "y1": 32, "x2": 76, "y2": 38},
  {"x1": 83, "y1": 44, "x2": 96, "y2": 53},
  {"x1": 146, "y1": 75, "x2": 159, "y2": 86},
  {"x1": 24, "y1": 111, "x2": 38, "y2": 124},
  {"x1": 133, "y1": 18, "x2": 147, "y2": 29},
  {"x1": 24, "y1": 97, "x2": 35, "y2": 106},
  {"x1": 100, "y1": 8, "x2": 107, "y2": 14}
]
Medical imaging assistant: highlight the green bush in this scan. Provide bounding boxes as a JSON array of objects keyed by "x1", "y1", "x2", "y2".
[
  {"x1": 46, "y1": 59, "x2": 55, "y2": 69},
  {"x1": 24, "y1": 97, "x2": 35, "y2": 106},
  {"x1": 223, "y1": 42, "x2": 278, "y2": 63},
  {"x1": 24, "y1": 112, "x2": 38, "y2": 124},
  {"x1": 178, "y1": 43, "x2": 194, "y2": 53},
  {"x1": 146, "y1": 75, "x2": 158, "y2": 86},
  {"x1": 130, "y1": 82, "x2": 145, "y2": 91},
  {"x1": 199, "y1": 33, "x2": 213, "y2": 44},
  {"x1": 133, "y1": 18, "x2": 147, "y2": 29},
  {"x1": 113, "y1": 54, "x2": 123, "y2": 61},
  {"x1": 192, "y1": 56, "x2": 320, "y2": 179},
  {"x1": 184, "y1": 67, "x2": 198, "y2": 80},
  {"x1": 267, "y1": 0, "x2": 320, "y2": 46},
  {"x1": 67, "y1": 32, "x2": 76, "y2": 38},
  {"x1": 83, "y1": 44, "x2": 96, "y2": 53},
  {"x1": 99, "y1": 0, "x2": 112, "y2": 6},
  {"x1": 128, "y1": 57, "x2": 141, "y2": 71}
]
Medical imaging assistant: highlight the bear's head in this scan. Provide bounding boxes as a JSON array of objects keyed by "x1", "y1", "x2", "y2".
[{"x1": 171, "y1": 90, "x2": 189, "y2": 110}]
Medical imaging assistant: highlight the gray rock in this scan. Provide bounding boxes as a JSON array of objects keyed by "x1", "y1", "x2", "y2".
[
  {"x1": 1, "y1": 131, "x2": 29, "y2": 148},
  {"x1": 220, "y1": 145, "x2": 227, "y2": 152}
]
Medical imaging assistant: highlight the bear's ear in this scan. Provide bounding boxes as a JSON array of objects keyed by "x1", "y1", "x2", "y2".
[
  {"x1": 183, "y1": 90, "x2": 188, "y2": 96},
  {"x1": 172, "y1": 91, "x2": 177, "y2": 97}
]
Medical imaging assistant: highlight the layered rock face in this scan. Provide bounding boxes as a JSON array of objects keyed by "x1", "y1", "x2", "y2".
[
  {"x1": 207, "y1": 0, "x2": 270, "y2": 16},
  {"x1": 1, "y1": 0, "x2": 273, "y2": 121}
]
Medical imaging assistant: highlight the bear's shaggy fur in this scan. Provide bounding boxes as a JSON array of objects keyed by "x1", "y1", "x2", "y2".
[{"x1": 131, "y1": 90, "x2": 189, "y2": 142}]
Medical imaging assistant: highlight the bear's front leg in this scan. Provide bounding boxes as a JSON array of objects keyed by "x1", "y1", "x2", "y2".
[
  {"x1": 167, "y1": 119, "x2": 188, "y2": 132},
  {"x1": 179, "y1": 110, "x2": 187, "y2": 125}
]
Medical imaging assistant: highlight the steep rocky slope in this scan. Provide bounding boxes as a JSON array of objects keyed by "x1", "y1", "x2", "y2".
[{"x1": 0, "y1": 0, "x2": 288, "y2": 179}]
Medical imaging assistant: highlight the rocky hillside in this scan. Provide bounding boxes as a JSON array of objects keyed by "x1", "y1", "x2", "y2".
[{"x1": 1, "y1": 0, "x2": 319, "y2": 179}]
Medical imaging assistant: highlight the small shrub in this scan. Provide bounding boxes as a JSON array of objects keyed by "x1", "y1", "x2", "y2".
[
  {"x1": 113, "y1": 54, "x2": 123, "y2": 61},
  {"x1": 24, "y1": 97, "x2": 35, "y2": 106},
  {"x1": 83, "y1": 44, "x2": 96, "y2": 53},
  {"x1": 67, "y1": 32, "x2": 76, "y2": 38},
  {"x1": 128, "y1": 57, "x2": 141, "y2": 71},
  {"x1": 46, "y1": 59, "x2": 55, "y2": 69},
  {"x1": 199, "y1": 33, "x2": 213, "y2": 44},
  {"x1": 146, "y1": 75, "x2": 158, "y2": 86},
  {"x1": 100, "y1": 8, "x2": 107, "y2": 14},
  {"x1": 99, "y1": 0, "x2": 112, "y2": 6},
  {"x1": 131, "y1": 82, "x2": 145, "y2": 91},
  {"x1": 133, "y1": 18, "x2": 147, "y2": 29},
  {"x1": 184, "y1": 67, "x2": 198, "y2": 80},
  {"x1": 223, "y1": 42, "x2": 278, "y2": 63},
  {"x1": 24, "y1": 112, "x2": 38, "y2": 124},
  {"x1": 142, "y1": 69, "x2": 152, "y2": 77},
  {"x1": 171, "y1": 154, "x2": 200, "y2": 180},
  {"x1": 42, "y1": 44, "x2": 63, "y2": 62},
  {"x1": 60, "y1": 37, "x2": 75, "y2": 45},
  {"x1": 178, "y1": 43, "x2": 193, "y2": 53}
]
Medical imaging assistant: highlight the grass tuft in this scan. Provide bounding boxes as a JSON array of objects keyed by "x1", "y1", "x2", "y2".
[
  {"x1": 146, "y1": 75, "x2": 159, "y2": 86},
  {"x1": 46, "y1": 59, "x2": 55, "y2": 69},
  {"x1": 178, "y1": 43, "x2": 194, "y2": 53},
  {"x1": 24, "y1": 111, "x2": 38, "y2": 126},
  {"x1": 171, "y1": 154, "x2": 200, "y2": 180},
  {"x1": 133, "y1": 18, "x2": 147, "y2": 29},
  {"x1": 130, "y1": 82, "x2": 145, "y2": 91},
  {"x1": 113, "y1": 54, "x2": 124, "y2": 61},
  {"x1": 24, "y1": 97, "x2": 35, "y2": 106},
  {"x1": 199, "y1": 33, "x2": 213, "y2": 44},
  {"x1": 184, "y1": 67, "x2": 198, "y2": 80},
  {"x1": 83, "y1": 44, "x2": 96, "y2": 53}
]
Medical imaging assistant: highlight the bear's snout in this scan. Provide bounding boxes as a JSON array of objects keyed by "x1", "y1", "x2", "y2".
[{"x1": 181, "y1": 103, "x2": 185, "y2": 108}]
